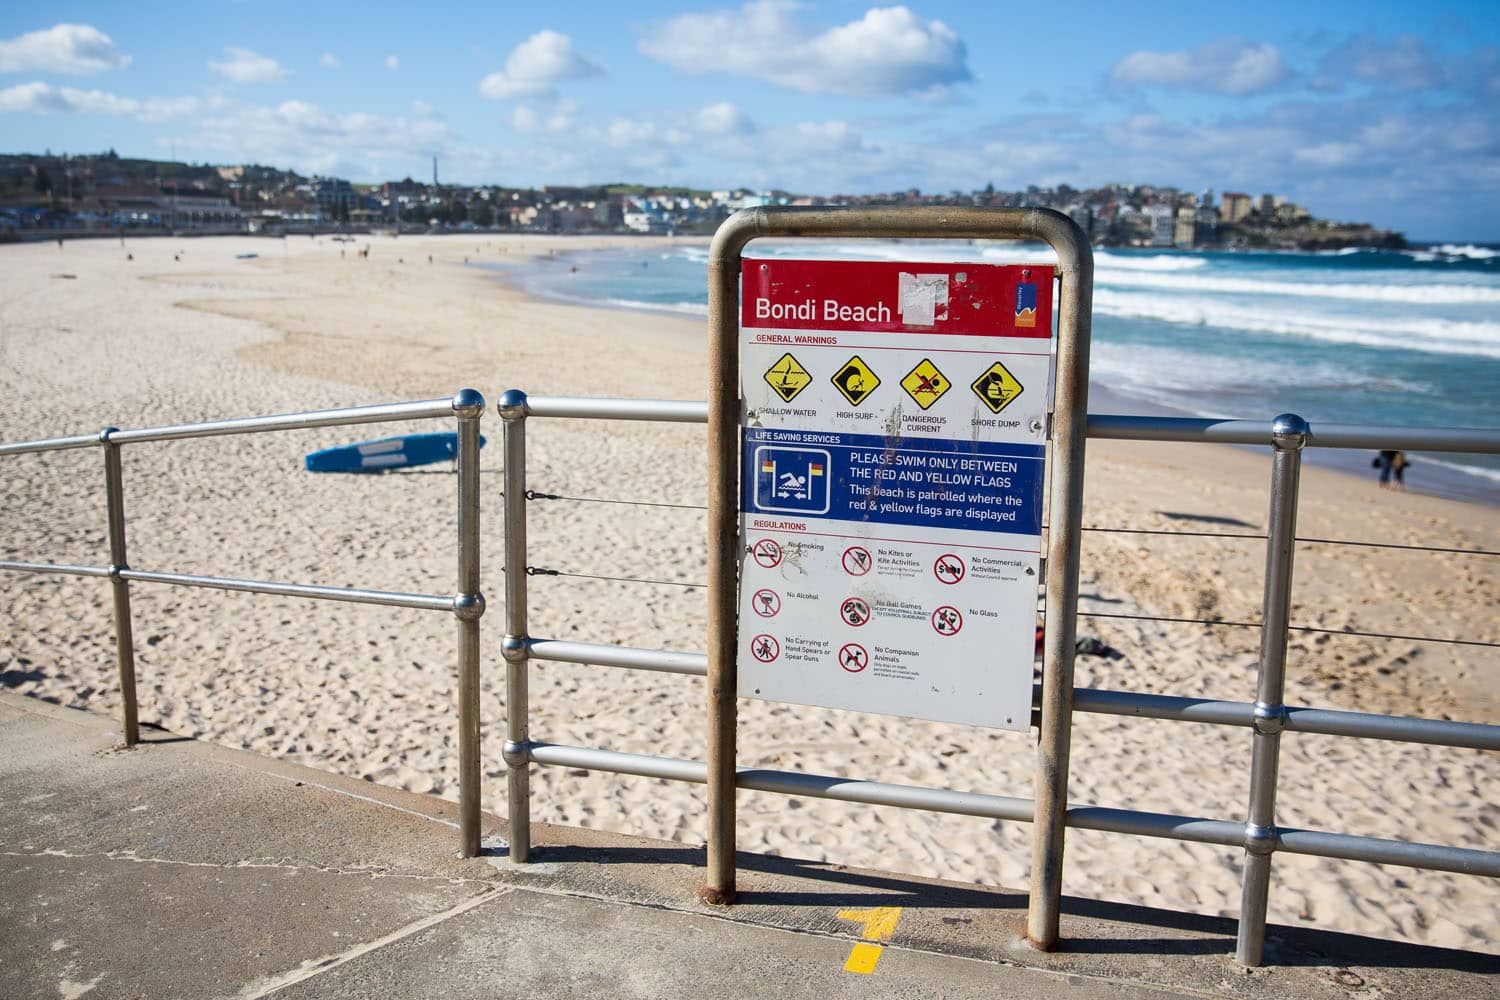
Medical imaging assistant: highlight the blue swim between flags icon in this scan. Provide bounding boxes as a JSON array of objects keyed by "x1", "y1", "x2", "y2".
[{"x1": 752, "y1": 445, "x2": 831, "y2": 515}]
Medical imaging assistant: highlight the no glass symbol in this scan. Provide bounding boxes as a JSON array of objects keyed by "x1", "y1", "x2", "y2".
[
  {"x1": 838, "y1": 642, "x2": 869, "y2": 673},
  {"x1": 753, "y1": 589, "x2": 782, "y2": 618},
  {"x1": 934, "y1": 553, "x2": 966, "y2": 585},
  {"x1": 840, "y1": 596, "x2": 871, "y2": 627},
  {"x1": 752, "y1": 538, "x2": 783, "y2": 568},
  {"x1": 931, "y1": 606, "x2": 963, "y2": 636},
  {"x1": 751, "y1": 634, "x2": 780, "y2": 663}
]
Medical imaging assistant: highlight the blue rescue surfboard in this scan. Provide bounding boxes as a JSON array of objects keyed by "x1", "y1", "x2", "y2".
[{"x1": 304, "y1": 432, "x2": 485, "y2": 473}]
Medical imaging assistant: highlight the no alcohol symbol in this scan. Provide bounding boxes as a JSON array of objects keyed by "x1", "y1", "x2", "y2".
[
  {"x1": 840, "y1": 596, "x2": 871, "y2": 627},
  {"x1": 751, "y1": 634, "x2": 780, "y2": 663},
  {"x1": 838, "y1": 642, "x2": 869, "y2": 673},
  {"x1": 752, "y1": 589, "x2": 782, "y2": 618},
  {"x1": 934, "y1": 553, "x2": 966, "y2": 585}
]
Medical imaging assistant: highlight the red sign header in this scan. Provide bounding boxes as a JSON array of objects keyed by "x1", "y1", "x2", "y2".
[{"x1": 741, "y1": 258, "x2": 1053, "y2": 338}]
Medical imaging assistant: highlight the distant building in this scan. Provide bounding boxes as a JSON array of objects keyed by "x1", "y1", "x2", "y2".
[
  {"x1": 1173, "y1": 205, "x2": 1197, "y2": 248},
  {"x1": 1220, "y1": 192, "x2": 1252, "y2": 223},
  {"x1": 1144, "y1": 204, "x2": 1175, "y2": 247},
  {"x1": 312, "y1": 177, "x2": 356, "y2": 220}
]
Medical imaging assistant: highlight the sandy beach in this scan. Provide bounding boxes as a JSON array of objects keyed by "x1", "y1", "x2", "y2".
[{"x1": 1, "y1": 233, "x2": 1496, "y2": 954}]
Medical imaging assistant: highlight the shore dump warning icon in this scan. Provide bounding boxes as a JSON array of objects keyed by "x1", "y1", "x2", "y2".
[
  {"x1": 971, "y1": 361, "x2": 1024, "y2": 414},
  {"x1": 764, "y1": 352, "x2": 812, "y2": 402},
  {"x1": 900, "y1": 358, "x2": 950, "y2": 410},
  {"x1": 753, "y1": 445, "x2": 831, "y2": 514},
  {"x1": 831, "y1": 356, "x2": 880, "y2": 406}
]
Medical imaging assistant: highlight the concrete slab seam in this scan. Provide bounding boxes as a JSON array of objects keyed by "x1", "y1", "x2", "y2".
[{"x1": 0, "y1": 848, "x2": 495, "y2": 887}]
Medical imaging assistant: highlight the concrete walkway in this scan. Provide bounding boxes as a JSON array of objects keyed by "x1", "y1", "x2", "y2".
[{"x1": 2, "y1": 692, "x2": 1494, "y2": 999}]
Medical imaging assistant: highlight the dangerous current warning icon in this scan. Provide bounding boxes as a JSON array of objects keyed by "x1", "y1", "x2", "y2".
[
  {"x1": 971, "y1": 361, "x2": 1024, "y2": 414},
  {"x1": 900, "y1": 358, "x2": 950, "y2": 410},
  {"x1": 831, "y1": 355, "x2": 880, "y2": 406},
  {"x1": 764, "y1": 352, "x2": 812, "y2": 402}
]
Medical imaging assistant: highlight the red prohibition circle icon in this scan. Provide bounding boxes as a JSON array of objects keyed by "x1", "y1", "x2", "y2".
[
  {"x1": 839, "y1": 596, "x2": 871, "y2": 627},
  {"x1": 933, "y1": 553, "x2": 966, "y2": 585},
  {"x1": 752, "y1": 589, "x2": 781, "y2": 618},
  {"x1": 752, "y1": 538, "x2": 783, "y2": 568},
  {"x1": 931, "y1": 605, "x2": 963, "y2": 636},
  {"x1": 750, "y1": 634, "x2": 780, "y2": 663},
  {"x1": 838, "y1": 642, "x2": 868, "y2": 673},
  {"x1": 841, "y1": 545, "x2": 872, "y2": 576}
]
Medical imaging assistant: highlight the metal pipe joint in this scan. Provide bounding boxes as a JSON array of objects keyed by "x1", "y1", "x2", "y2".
[
  {"x1": 501, "y1": 634, "x2": 529, "y2": 662},
  {"x1": 502, "y1": 739, "x2": 531, "y2": 767},
  {"x1": 1244, "y1": 822, "x2": 1280, "y2": 856},
  {"x1": 1270, "y1": 413, "x2": 1309, "y2": 452},
  {"x1": 1252, "y1": 701, "x2": 1287, "y2": 736},
  {"x1": 496, "y1": 389, "x2": 530, "y2": 422},
  {"x1": 451, "y1": 387, "x2": 486, "y2": 421},
  {"x1": 451, "y1": 592, "x2": 486, "y2": 622}
]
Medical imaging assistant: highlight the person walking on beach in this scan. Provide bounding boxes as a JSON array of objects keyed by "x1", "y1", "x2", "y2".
[
  {"x1": 1374, "y1": 450, "x2": 1397, "y2": 487},
  {"x1": 1391, "y1": 451, "x2": 1409, "y2": 491}
]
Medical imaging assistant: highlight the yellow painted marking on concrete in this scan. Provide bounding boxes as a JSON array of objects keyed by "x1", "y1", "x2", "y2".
[
  {"x1": 836, "y1": 905, "x2": 903, "y2": 975},
  {"x1": 843, "y1": 942, "x2": 884, "y2": 975}
]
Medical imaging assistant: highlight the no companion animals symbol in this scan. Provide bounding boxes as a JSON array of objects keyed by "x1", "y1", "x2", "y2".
[{"x1": 838, "y1": 643, "x2": 869, "y2": 673}]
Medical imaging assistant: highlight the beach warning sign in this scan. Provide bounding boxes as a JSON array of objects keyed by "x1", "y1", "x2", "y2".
[{"x1": 736, "y1": 258, "x2": 1054, "y2": 730}]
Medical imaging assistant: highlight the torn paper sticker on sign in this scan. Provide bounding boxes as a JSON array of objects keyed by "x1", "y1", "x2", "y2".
[{"x1": 897, "y1": 272, "x2": 949, "y2": 326}]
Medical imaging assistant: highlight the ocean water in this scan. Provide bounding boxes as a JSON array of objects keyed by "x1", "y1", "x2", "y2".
[{"x1": 495, "y1": 240, "x2": 1500, "y2": 504}]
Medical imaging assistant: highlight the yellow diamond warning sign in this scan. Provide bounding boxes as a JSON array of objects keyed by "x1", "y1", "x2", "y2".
[
  {"x1": 831, "y1": 355, "x2": 881, "y2": 406},
  {"x1": 899, "y1": 358, "x2": 950, "y2": 410},
  {"x1": 971, "y1": 361, "x2": 1024, "y2": 414},
  {"x1": 764, "y1": 352, "x2": 812, "y2": 402}
]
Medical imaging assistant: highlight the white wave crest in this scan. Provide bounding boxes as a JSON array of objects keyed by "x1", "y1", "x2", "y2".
[
  {"x1": 1430, "y1": 244, "x2": 1499, "y2": 261},
  {"x1": 1093, "y1": 289, "x2": 1500, "y2": 359},
  {"x1": 1418, "y1": 456, "x2": 1500, "y2": 484},
  {"x1": 1094, "y1": 268, "x2": 1500, "y2": 305},
  {"x1": 1091, "y1": 250, "x2": 1207, "y2": 271}
]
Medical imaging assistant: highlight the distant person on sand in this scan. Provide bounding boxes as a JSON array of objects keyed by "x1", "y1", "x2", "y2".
[
  {"x1": 1392, "y1": 451, "x2": 1409, "y2": 490},
  {"x1": 1373, "y1": 450, "x2": 1409, "y2": 489}
]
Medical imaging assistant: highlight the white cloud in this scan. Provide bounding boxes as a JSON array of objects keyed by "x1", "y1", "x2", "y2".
[
  {"x1": 0, "y1": 23, "x2": 130, "y2": 75},
  {"x1": 695, "y1": 101, "x2": 754, "y2": 135},
  {"x1": 320, "y1": 52, "x2": 340, "y2": 69},
  {"x1": 1111, "y1": 38, "x2": 1289, "y2": 95},
  {"x1": 510, "y1": 99, "x2": 576, "y2": 133},
  {"x1": 0, "y1": 81, "x2": 198, "y2": 122},
  {"x1": 640, "y1": 1, "x2": 970, "y2": 97},
  {"x1": 192, "y1": 99, "x2": 453, "y2": 176},
  {"x1": 1320, "y1": 35, "x2": 1444, "y2": 91},
  {"x1": 385, "y1": 54, "x2": 400, "y2": 71},
  {"x1": 479, "y1": 30, "x2": 603, "y2": 100},
  {"x1": 411, "y1": 99, "x2": 435, "y2": 117},
  {"x1": 209, "y1": 46, "x2": 288, "y2": 84}
]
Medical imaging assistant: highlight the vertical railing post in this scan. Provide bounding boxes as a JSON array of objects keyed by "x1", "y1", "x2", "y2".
[
  {"x1": 1236, "y1": 413, "x2": 1307, "y2": 965},
  {"x1": 497, "y1": 389, "x2": 531, "y2": 863},
  {"x1": 101, "y1": 428, "x2": 139, "y2": 747},
  {"x1": 452, "y1": 389, "x2": 486, "y2": 858}
]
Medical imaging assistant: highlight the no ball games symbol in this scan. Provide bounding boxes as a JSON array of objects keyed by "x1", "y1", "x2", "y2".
[
  {"x1": 841, "y1": 545, "x2": 872, "y2": 576},
  {"x1": 838, "y1": 642, "x2": 869, "y2": 673},
  {"x1": 840, "y1": 596, "x2": 871, "y2": 627},
  {"x1": 931, "y1": 605, "x2": 963, "y2": 636},
  {"x1": 831, "y1": 355, "x2": 880, "y2": 406},
  {"x1": 752, "y1": 589, "x2": 781, "y2": 618},
  {"x1": 971, "y1": 361, "x2": 1024, "y2": 415},
  {"x1": 752, "y1": 538, "x2": 783, "y2": 568},
  {"x1": 751, "y1": 634, "x2": 780, "y2": 663},
  {"x1": 899, "y1": 358, "x2": 950, "y2": 410},
  {"x1": 764, "y1": 352, "x2": 812, "y2": 403},
  {"x1": 934, "y1": 553, "x2": 966, "y2": 584}
]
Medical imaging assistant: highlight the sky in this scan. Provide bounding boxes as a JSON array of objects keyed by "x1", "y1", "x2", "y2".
[{"x1": 1, "y1": 1, "x2": 1498, "y2": 240}]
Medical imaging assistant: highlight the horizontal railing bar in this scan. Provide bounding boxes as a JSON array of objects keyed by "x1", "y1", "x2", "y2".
[
  {"x1": 1276, "y1": 828, "x2": 1500, "y2": 876},
  {"x1": 0, "y1": 433, "x2": 100, "y2": 457},
  {"x1": 106, "y1": 396, "x2": 460, "y2": 444},
  {"x1": 1284, "y1": 707, "x2": 1500, "y2": 751},
  {"x1": 528, "y1": 742, "x2": 1500, "y2": 874},
  {"x1": 118, "y1": 568, "x2": 455, "y2": 612},
  {"x1": 1085, "y1": 414, "x2": 1500, "y2": 455},
  {"x1": 1072, "y1": 688, "x2": 1255, "y2": 727},
  {"x1": 526, "y1": 638, "x2": 707, "y2": 675},
  {"x1": 0, "y1": 560, "x2": 112, "y2": 578},
  {"x1": 524, "y1": 396, "x2": 708, "y2": 423}
]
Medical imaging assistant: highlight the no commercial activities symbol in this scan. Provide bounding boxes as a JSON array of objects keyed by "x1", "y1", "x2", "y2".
[
  {"x1": 752, "y1": 538, "x2": 783, "y2": 568},
  {"x1": 831, "y1": 355, "x2": 881, "y2": 406},
  {"x1": 971, "y1": 361, "x2": 1024, "y2": 414},
  {"x1": 934, "y1": 553, "x2": 966, "y2": 584},
  {"x1": 838, "y1": 642, "x2": 869, "y2": 673},
  {"x1": 752, "y1": 589, "x2": 781, "y2": 618},
  {"x1": 899, "y1": 358, "x2": 950, "y2": 410},
  {"x1": 764, "y1": 352, "x2": 812, "y2": 402},
  {"x1": 751, "y1": 634, "x2": 780, "y2": 663},
  {"x1": 840, "y1": 596, "x2": 871, "y2": 627},
  {"x1": 842, "y1": 545, "x2": 872, "y2": 576},
  {"x1": 931, "y1": 605, "x2": 963, "y2": 636}
]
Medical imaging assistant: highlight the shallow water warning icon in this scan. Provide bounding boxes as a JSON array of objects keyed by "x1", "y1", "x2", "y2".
[
  {"x1": 971, "y1": 361, "x2": 1024, "y2": 414},
  {"x1": 753, "y1": 445, "x2": 831, "y2": 515},
  {"x1": 763, "y1": 352, "x2": 812, "y2": 402},
  {"x1": 831, "y1": 356, "x2": 880, "y2": 406},
  {"x1": 900, "y1": 358, "x2": 950, "y2": 410}
]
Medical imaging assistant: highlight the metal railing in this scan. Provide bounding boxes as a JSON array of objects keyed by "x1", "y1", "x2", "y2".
[
  {"x1": 497, "y1": 392, "x2": 1500, "y2": 967},
  {"x1": 0, "y1": 391, "x2": 487, "y2": 857}
]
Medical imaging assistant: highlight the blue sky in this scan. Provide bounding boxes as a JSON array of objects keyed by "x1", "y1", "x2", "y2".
[{"x1": 2, "y1": 1, "x2": 1498, "y2": 240}]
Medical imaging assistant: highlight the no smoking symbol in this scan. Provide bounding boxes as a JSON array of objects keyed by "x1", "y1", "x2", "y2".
[
  {"x1": 842, "y1": 545, "x2": 872, "y2": 576},
  {"x1": 931, "y1": 606, "x2": 963, "y2": 636},
  {"x1": 751, "y1": 634, "x2": 780, "y2": 663},
  {"x1": 838, "y1": 643, "x2": 868, "y2": 673},
  {"x1": 752, "y1": 538, "x2": 782, "y2": 568},
  {"x1": 752, "y1": 589, "x2": 781, "y2": 618},
  {"x1": 934, "y1": 553, "x2": 966, "y2": 585}
]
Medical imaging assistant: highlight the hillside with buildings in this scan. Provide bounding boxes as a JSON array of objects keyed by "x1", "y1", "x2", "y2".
[{"x1": 0, "y1": 151, "x2": 1404, "y2": 250}]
